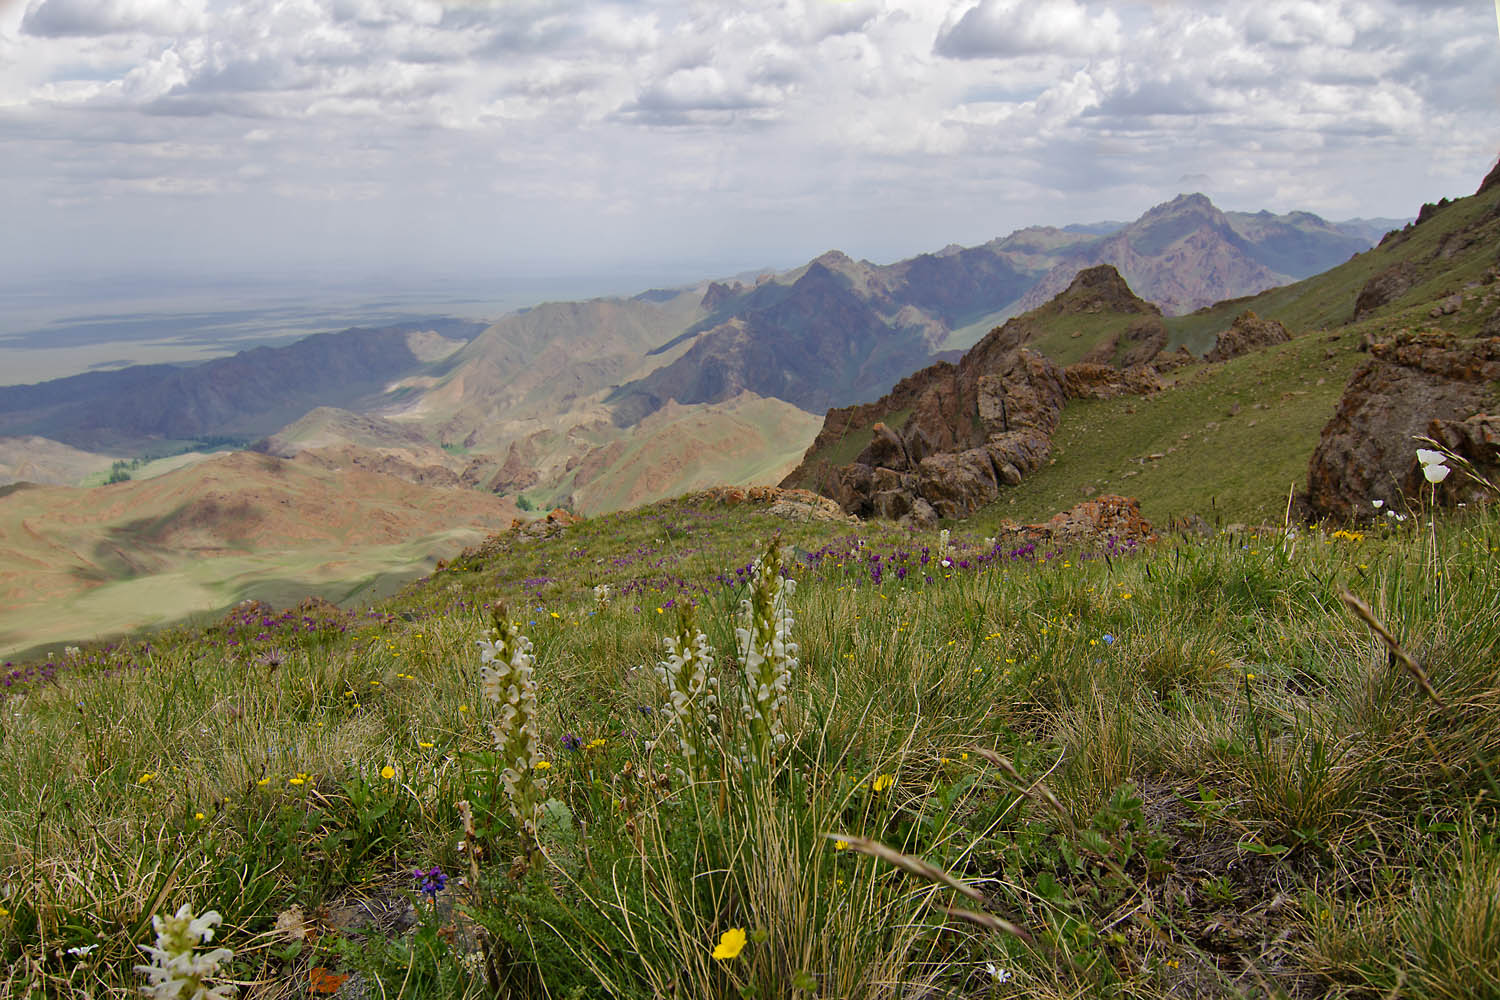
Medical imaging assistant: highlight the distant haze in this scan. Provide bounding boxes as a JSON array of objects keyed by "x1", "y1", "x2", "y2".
[{"x1": 2, "y1": 0, "x2": 1497, "y2": 303}]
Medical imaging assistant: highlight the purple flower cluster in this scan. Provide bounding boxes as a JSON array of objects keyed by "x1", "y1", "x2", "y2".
[{"x1": 413, "y1": 865, "x2": 447, "y2": 898}]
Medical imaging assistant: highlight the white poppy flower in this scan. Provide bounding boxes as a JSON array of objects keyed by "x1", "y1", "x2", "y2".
[{"x1": 1415, "y1": 448, "x2": 1447, "y2": 467}]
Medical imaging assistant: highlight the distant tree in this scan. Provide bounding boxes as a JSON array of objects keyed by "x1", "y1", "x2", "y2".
[
  {"x1": 516, "y1": 495, "x2": 535, "y2": 512},
  {"x1": 106, "y1": 461, "x2": 133, "y2": 484}
]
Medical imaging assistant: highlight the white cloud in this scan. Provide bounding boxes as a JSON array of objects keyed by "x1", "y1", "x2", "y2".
[
  {"x1": 20, "y1": 0, "x2": 201, "y2": 36},
  {"x1": 0, "y1": 0, "x2": 1495, "y2": 286},
  {"x1": 935, "y1": 0, "x2": 1122, "y2": 59}
]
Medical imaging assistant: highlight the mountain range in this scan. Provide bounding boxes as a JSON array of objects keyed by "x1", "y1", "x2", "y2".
[{"x1": 0, "y1": 191, "x2": 1423, "y2": 655}]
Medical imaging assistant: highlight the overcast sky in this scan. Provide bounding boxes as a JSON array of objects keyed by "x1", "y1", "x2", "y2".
[{"x1": 2, "y1": 0, "x2": 1497, "y2": 291}]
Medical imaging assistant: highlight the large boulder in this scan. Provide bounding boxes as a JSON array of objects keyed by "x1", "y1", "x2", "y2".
[
  {"x1": 1305, "y1": 333, "x2": 1500, "y2": 519},
  {"x1": 1351, "y1": 262, "x2": 1418, "y2": 323},
  {"x1": 1205, "y1": 311, "x2": 1292, "y2": 363},
  {"x1": 1033, "y1": 495, "x2": 1156, "y2": 547},
  {"x1": 1063, "y1": 363, "x2": 1165, "y2": 399}
]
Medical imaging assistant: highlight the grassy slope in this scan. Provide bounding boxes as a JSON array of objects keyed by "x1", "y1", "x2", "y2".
[
  {"x1": 970, "y1": 183, "x2": 1500, "y2": 529},
  {"x1": 3, "y1": 495, "x2": 1498, "y2": 999}
]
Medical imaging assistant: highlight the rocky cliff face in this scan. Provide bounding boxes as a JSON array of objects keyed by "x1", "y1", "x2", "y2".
[
  {"x1": 1305, "y1": 333, "x2": 1500, "y2": 519},
  {"x1": 784, "y1": 266, "x2": 1168, "y2": 524}
]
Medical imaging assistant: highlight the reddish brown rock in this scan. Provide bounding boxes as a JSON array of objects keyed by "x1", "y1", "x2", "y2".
[
  {"x1": 1031, "y1": 495, "x2": 1156, "y2": 547},
  {"x1": 1063, "y1": 363, "x2": 1165, "y2": 399},
  {"x1": 1305, "y1": 333, "x2": 1500, "y2": 518},
  {"x1": 1205, "y1": 311, "x2": 1292, "y2": 363}
]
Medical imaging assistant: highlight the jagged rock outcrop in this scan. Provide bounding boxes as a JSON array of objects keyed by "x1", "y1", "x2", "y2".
[
  {"x1": 1205, "y1": 311, "x2": 1292, "y2": 363},
  {"x1": 1479, "y1": 158, "x2": 1500, "y2": 196},
  {"x1": 1305, "y1": 333, "x2": 1500, "y2": 518},
  {"x1": 1351, "y1": 262, "x2": 1418, "y2": 322},
  {"x1": 784, "y1": 266, "x2": 1171, "y2": 525}
]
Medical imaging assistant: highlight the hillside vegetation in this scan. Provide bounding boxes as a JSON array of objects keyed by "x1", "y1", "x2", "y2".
[{"x1": 3, "y1": 488, "x2": 1498, "y2": 998}]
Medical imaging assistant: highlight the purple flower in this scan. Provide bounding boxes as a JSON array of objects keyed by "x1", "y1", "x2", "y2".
[
  {"x1": 561, "y1": 733, "x2": 583, "y2": 752},
  {"x1": 413, "y1": 865, "x2": 447, "y2": 897}
]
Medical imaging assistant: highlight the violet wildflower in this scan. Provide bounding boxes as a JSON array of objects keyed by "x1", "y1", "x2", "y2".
[{"x1": 413, "y1": 866, "x2": 447, "y2": 898}]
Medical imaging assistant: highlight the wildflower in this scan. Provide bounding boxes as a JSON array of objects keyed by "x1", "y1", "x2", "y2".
[
  {"x1": 67, "y1": 943, "x2": 99, "y2": 957},
  {"x1": 380, "y1": 766, "x2": 395, "y2": 780},
  {"x1": 413, "y1": 865, "x2": 447, "y2": 898},
  {"x1": 288, "y1": 773, "x2": 307, "y2": 786},
  {"x1": 653, "y1": 609, "x2": 721, "y2": 781},
  {"x1": 1102, "y1": 634, "x2": 1115, "y2": 646},
  {"x1": 986, "y1": 962, "x2": 1012, "y2": 983},
  {"x1": 134, "y1": 903, "x2": 236, "y2": 999},
  {"x1": 478, "y1": 608, "x2": 547, "y2": 840},
  {"x1": 872, "y1": 773, "x2": 895, "y2": 793},
  {"x1": 1417, "y1": 448, "x2": 1452, "y2": 484},
  {"x1": 561, "y1": 733, "x2": 583, "y2": 752},
  {"x1": 138, "y1": 772, "x2": 156, "y2": 784},
  {"x1": 712, "y1": 928, "x2": 747, "y2": 960},
  {"x1": 834, "y1": 840, "x2": 849, "y2": 850},
  {"x1": 418, "y1": 741, "x2": 434, "y2": 749},
  {"x1": 593, "y1": 583, "x2": 612, "y2": 606},
  {"x1": 587, "y1": 737, "x2": 607, "y2": 750},
  {"x1": 194, "y1": 812, "x2": 205, "y2": 821},
  {"x1": 534, "y1": 760, "x2": 552, "y2": 771},
  {"x1": 1371, "y1": 499, "x2": 1384, "y2": 509},
  {"x1": 736, "y1": 540, "x2": 798, "y2": 762}
]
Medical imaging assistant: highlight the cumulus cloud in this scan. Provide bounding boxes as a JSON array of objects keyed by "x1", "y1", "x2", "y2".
[
  {"x1": 935, "y1": 0, "x2": 1121, "y2": 59},
  {"x1": 21, "y1": 0, "x2": 200, "y2": 35},
  {"x1": 0, "y1": 0, "x2": 1496, "y2": 284}
]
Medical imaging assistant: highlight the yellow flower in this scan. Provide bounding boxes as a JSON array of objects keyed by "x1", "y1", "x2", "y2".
[
  {"x1": 834, "y1": 840, "x2": 849, "y2": 851},
  {"x1": 712, "y1": 928, "x2": 747, "y2": 960},
  {"x1": 194, "y1": 812, "x2": 205, "y2": 820},
  {"x1": 534, "y1": 760, "x2": 552, "y2": 771},
  {"x1": 381, "y1": 766, "x2": 395, "y2": 780},
  {"x1": 288, "y1": 773, "x2": 308, "y2": 786},
  {"x1": 138, "y1": 772, "x2": 156, "y2": 784},
  {"x1": 1245, "y1": 673, "x2": 1256, "y2": 682},
  {"x1": 257, "y1": 777, "x2": 270, "y2": 787},
  {"x1": 872, "y1": 773, "x2": 895, "y2": 793},
  {"x1": 419, "y1": 741, "x2": 435, "y2": 749},
  {"x1": 459, "y1": 704, "x2": 469, "y2": 713},
  {"x1": 550, "y1": 611, "x2": 560, "y2": 619}
]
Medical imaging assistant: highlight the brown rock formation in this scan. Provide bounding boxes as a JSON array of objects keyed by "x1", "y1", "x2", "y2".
[
  {"x1": 1305, "y1": 333, "x2": 1500, "y2": 518},
  {"x1": 1351, "y1": 262, "x2": 1418, "y2": 322},
  {"x1": 682, "y1": 486, "x2": 855, "y2": 524},
  {"x1": 1080, "y1": 316, "x2": 1169, "y2": 367},
  {"x1": 784, "y1": 266, "x2": 1177, "y2": 525},
  {"x1": 1032, "y1": 495, "x2": 1156, "y2": 547},
  {"x1": 1479, "y1": 157, "x2": 1500, "y2": 196},
  {"x1": 1063, "y1": 363, "x2": 1165, "y2": 399},
  {"x1": 1205, "y1": 311, "x2": 1292, "y2": 363}
]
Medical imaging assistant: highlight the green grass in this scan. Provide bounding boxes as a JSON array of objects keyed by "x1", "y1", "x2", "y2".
[
  {"x1": 3, "y1": 491, "x2": 1499, "y2": 999},
  {"x1": 970, "y1": 326, "x2": 1367, "y2": 528}
]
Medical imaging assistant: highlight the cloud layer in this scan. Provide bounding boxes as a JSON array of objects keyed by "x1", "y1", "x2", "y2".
[{"x1": 2, "y1": 0, "x2": 1496, "y2": 283}]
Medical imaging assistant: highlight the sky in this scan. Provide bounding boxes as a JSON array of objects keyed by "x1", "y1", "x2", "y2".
[{"x1": 2, "y1": 0, "x2": 1498, "y2": 293}]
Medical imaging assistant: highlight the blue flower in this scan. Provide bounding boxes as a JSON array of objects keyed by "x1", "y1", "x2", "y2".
[{"x1": 1102, "y1": 634, "x2": 1116, "y2": 646}]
